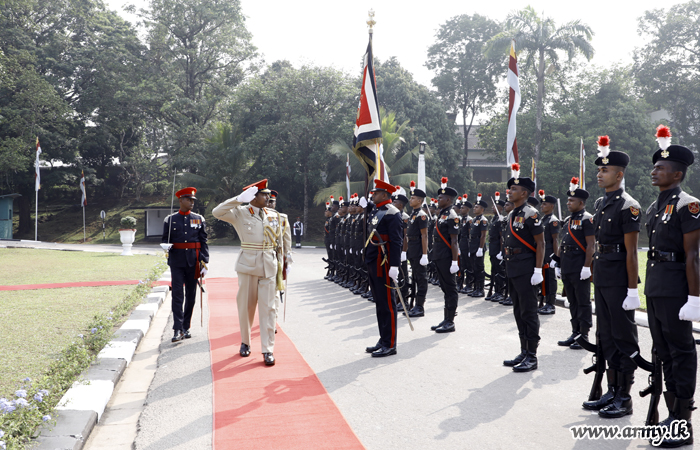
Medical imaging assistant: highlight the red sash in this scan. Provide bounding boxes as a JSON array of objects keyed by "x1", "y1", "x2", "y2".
[
  {"x1": 509, "y1": 217, "x2": 536, "y2": 253},
  {"x1": 567, "y1": 220, "x2": 587, "y2": 252}
]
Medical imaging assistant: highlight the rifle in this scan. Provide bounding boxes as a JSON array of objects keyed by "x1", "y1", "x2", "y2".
[
  {"x1": 632, "y1": 348, "x2": 662, "y2": 426},
  {"x1": 575, "y1": 332, "x2": 604, "y2": 402}
]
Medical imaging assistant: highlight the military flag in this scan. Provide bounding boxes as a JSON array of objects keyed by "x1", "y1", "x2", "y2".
[
  {"x1": 345, "y1": 153, "x2": 351, "y2": 199},
  {"x1": 80, "y1": 170, "x2": 87, "y2": 206},
  {"x1": 579, "y1": 138, "x2": 586, "y2": 190},
  {"x1": 35, "y1": 138, "x2": 41, "y2": 191},
  {"x1": 506, "y1": 40, "x2": 520, "y2": 165}
]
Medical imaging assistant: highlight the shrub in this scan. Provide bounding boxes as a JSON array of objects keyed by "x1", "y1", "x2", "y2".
[{"x1": 120, "y1": 216, "x2": 137, "y2": 229}]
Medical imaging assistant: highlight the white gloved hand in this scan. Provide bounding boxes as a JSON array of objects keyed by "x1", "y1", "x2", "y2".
[
  {"x1": 420, "y1": 254, "x2": 429, "y2": 266},
  {"x1": 237, "y1": 186, "x2": 258, "y2": 203},
  {"x1": 388, "y1": 266, "x2": 399, "y2": 282},
  {"x1": 476, "y1": 248, "x2": 483, "y2": 257},
  {"x1": 348, "y1": 248, "x2": 353, "y2": 255},
  {"x1": 449, "y1": 261, "x2": 459, "y2": 274},
  {"x1": 200, "y1": 267, "x2": 208, "y2": 278},
  {"x1": 530, "y1": 267, "x2": 543, "y2": 285},
  {"x1": 359, "y1": 196, "x2": 368, "y2": 208},
  {"x1": 555, "y1": 267, "x2": 562, "y2": 279},
  {"x1": 496, "y1": 252, "x2": 503, "y2": 261},
  {"x1": 622, "y1": 288, "x2": 641, "y2": 311},
  {"x1": 580, "y1": 266, "x2": 592, "y2": 280},
  {"x1": 401, "y1": 251, "x2": 407, "y2": 262},
  {"x1": 549, "y1": 260, "x2": 557, "y2": 269},
  {"x1": 679, "y1": 295, "x2": 700, "y2": 321}
]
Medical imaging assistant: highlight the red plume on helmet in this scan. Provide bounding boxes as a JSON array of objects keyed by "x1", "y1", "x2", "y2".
[
  {"x1": 495, "y1": 191, "x2": 500, "y2": 202},
  {"x1": 440, "y1": 177, "x2": 448, "y2": 189},
  {"x1": 656, "y1": 124, "x2": 672, "y2": 150},
  {"x1": 511, "y1": 163, "x2": 521, "y2": 179},
  {"x1": 570, "y1": 177, "x2": 579, "y2": 192},
  {"x1": 597, "y1": 135, "x2": 611, "y2": 157},
  {"x1": 538, "y1": 189, "x2": 545, "y2": 200},
  {"x1": 410, "y1": 180, "x2": 416, "y2": 187}
]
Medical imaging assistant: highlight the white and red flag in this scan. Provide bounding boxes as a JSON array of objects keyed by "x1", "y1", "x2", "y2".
[
  {"x1": 35, "y1": 138, "x2": 41, "y2": 191},
  {"x1": 579, "y1": 138, "x2": 586, "y2": 190},
  {"x1": 345, "y1": 153, "x2": 351, "y2": 199},
  {"x1": 506, "y1": 40, "x2": 520, "y2": 166}
]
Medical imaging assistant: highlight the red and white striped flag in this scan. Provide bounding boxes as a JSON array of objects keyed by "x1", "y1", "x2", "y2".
[
  {"x1": 531, "y1": 157, "x2": 537, "y2": 192},
  {"x1": 506, "y1": 40, "x2": 520, "y2": 166},
  {"x1": 35, "y1": 138, "x2": 41, "y2": 191},
  {"x1": 80, "y1": 170, "x2": 87, "y2": 206}
]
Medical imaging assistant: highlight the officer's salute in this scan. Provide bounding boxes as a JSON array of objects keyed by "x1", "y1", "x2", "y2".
[
  {"x1": 554, "y1": 177, "x2": 594, "y2": 350},
  {"x1": 162, "y1": 187, "x2": 209, "y2": 343},
  {"x1": 502, "y1": 164, "x2": 545, "y2": 372},
  {"x1": 642, "y1": 125, "x2": 700, "y2": 447},
  {"x1": 585, "y1": 135, "x2": 641, "y2": 418}
]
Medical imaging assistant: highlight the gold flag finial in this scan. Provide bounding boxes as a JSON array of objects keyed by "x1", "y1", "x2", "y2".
[{"x1": 367, "y1": 9, "x2": 376, "y2": 34}]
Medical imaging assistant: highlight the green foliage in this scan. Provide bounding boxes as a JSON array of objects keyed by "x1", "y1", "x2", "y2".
[
  {"x1": 120, "y1": 216, "x2": 137, "y2": 228},
  {"x1": 0, "y1": 261, "x2": 166, "y2": 449}
]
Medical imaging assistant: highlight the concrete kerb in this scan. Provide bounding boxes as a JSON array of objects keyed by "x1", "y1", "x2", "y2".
[{"x1": 34, "y1": 277, "x2": 169, "y2": 450}]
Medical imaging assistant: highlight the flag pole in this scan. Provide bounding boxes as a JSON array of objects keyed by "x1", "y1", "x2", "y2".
[
  {"x1": 35, "y1": 190, "x2": 38, "y2": 241},
  {"x1": 83, "y1": 205, "x2": 86, "y2": 242}
]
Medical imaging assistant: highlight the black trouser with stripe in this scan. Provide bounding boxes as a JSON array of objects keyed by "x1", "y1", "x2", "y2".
[
  {"x1": 509, "y1": 273, "x2": 540, "y2": 342},
  {"x1": 435, "y1": 257, "x2": 458, "y2": 320},
  {"x1": 170, "y1": 264, "x2": 197, "y2": 331},
  {"x1": 561, "y1": 272, "x2": 592, "y2": 333},
  {"x1": 367, "y1": 261, "x2": 397, "y2": 349},
  {"x1": 594, "y1": 285, "x2": 639, "y2": 374},
  {"x1": 647, "y1": 296, "x2": 697, "y2": 399}
]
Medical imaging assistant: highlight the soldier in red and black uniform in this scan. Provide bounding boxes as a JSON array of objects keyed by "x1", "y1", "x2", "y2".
[
  {"x1": 162, "y1": 187, "x2": 209, "y2": 342},
  {"x1": 458, "y1": 195, "x2": 473, "y2": 294},
  {"x1": 537, "y1": 189, "x2": 560, "y2": 315},
  {"x1": 469, "y1": 194, "x2": 489, "y2": 298},
  {"x1": 502, "y1": 165, "x2": 545, "y2": 372}
]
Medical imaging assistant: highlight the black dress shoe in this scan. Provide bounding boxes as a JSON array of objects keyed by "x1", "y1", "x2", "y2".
[
  {"x1": 172, "y1": 330, "x2": 184, "y2": 342},
  {"x1": 263, "y1": 352, "x2": 275, "y2": 366},
  {"x1": 501, "y1": 297, "x2": 513, "y2": 306},
  {"x1": 183, "y1": 330, "x2": 192, "y2": 339},
  {"x1": 431, "y1": 320, "x2": 446, "y2": 331},
  {"x1": 407, "y1": 306, "x2": 425, "y2": 317},
  {"x1": 365, "y1": 341, "x2": 382, "y2": 353},
  {"x1": 538, "y1": 304, "x2": 556, "y2": 315},
  {"x1": 434, "y1": 321, "x2": 455, "y2": 333},
  {"x1": 371, "y1": 346, "x2": 397, "y2": 357},
  {"x1": 240, "y1": 343, "x2": 251, "y2": 357},
  {"x1": 512, "y1": 353, "x2": 538, "y2": 372},
  {"x1": 557, "y1": 333, "x2": 577, "y2": 347},
  {"x1": 569, "y1": 341, "x2": 583, "y2": 350}
]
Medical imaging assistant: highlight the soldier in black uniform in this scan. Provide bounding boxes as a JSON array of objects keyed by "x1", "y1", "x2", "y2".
[
  {"x1": 293, "y1": 217, "x2": 303, "y2": 248},
  {"x1": 554, "y1": 177, "x2": 594, "y2": 350},
  {"x1": 390, "y1": 190, "x2": 410, "y2": 309},
  {"x1": 428, "y1": 199, "x2": 439, "y2": 286},
  {"x1": 458, "y1": 195, "x2": 473, "y2": 294},
  {"x1": 162, "y1": 187, "x2": 209, "y2": 343},
  {"x1": 644, "y1": 128, "x2": 700, "y2": 446},
  {"x1": 429, "y1": 177, "x2": 461, "y2": 333},
  {"x1": 469, "y1": 194, "x2": 489, "y2": 298},
  {"x1": 363, "y1": 180, "x2": 404, "y2": 357},
  {"x1": 537, "y1": 189, "x2": 560, "y2": 315},
  {"x1": 406, "y1": 181, "x2": 430, "y2": 317},
  {"x1": 327, "y1": 197, "x2": 340, "y2": 281},
  {"x1": 335, "y1": 197, "x2": 349, "y2": 285},
  {"x1": 486, "y1": 192, "x2": 506, "y2": 302},
  {"x1": 499, "y1": 196, "x2": 515, "y2": 306},
  {"x1": 502, "y1": 165, "x2": 545, "y2": 372},
  {"x1": 584, "y1": 135, "x2": 641, "y2": 419},
  {"x1": 323, "y1": 201, "x2": 333, "y2": 279}
]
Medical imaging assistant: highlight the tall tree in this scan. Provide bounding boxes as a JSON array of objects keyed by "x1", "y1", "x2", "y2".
[
  {"x1": 139, "y1": 0, "x2": 257, "y2": 163},
  {"x1": 486, "y1": 6, "x2": 594, "y2": 170},
  {"x1": 634, "y1": 1, "x2": 700, "y2": 152},
  {"x1": 426, "y1": 14, "x2": 504, "y2": 162}
]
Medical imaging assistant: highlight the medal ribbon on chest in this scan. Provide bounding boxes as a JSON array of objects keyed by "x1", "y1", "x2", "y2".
[{"x1": 662, "y1": 204, "x2": 674, "y2": 221}]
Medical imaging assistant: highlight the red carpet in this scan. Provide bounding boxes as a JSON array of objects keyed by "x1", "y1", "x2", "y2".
[{"x1": 207, "y1": 277, "x2": 365, "y2": 450}]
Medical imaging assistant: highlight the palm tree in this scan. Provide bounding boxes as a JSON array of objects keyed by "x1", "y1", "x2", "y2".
[
  {"x1": 486, "y1": 6, "x2": 594, "y2": 169},
  {"x1": 314, "y1": 108, "x2": 440, "y2": 205}
]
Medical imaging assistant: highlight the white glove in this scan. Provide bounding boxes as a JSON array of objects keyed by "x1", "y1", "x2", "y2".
[
  {"x1": 359, "y1": 196, "x2": 368, "y2": 208},
  {"x1": 580, "y1": 266, "x2": 591, "y2": 280},
  {"x1": 622, "y1": 288, "x2": 641, "y2": 311},
  {"x1": 348, "y1": 248, "x2": 352, "y2": 255},
  {"x1": 476, "y1": 248, "x2": 483, "y2": 257},
  {"x1": 286, "y1": 266, "x2": 292, "y2": 276},
  {"x1": 401, "y1": 251, "x2": 407, "y2": 262},
  {"x1": 679, "y1": 295, "x2": 700, "y2": 321},
  {"x1": 388, "y1": 266, "x2": 399, "y2": 282},
  {"x1": 420, "y1": 254, "x2": 428, "y2": 266},
  {"x1": 496, "y1": 252, "x2": 503, "y2": 261},
  {"x1": 555, "y1": 267, "x2": 562, "y2": 279},
  {"x1": 549, "y1": 260, "x2": 557, "y2": 269},
  {"x1": 237, "y1": 186, "x2": 258, "y2": 203},
  {"x1": 449, "y1": 261, "x2": 459, "y2": 274},
  {"x1": 200, "y1": 267, "x2": 208, "y2": 277},
  {"x1": 530, "y1": 267, "x2": 543, "y2": 285}
]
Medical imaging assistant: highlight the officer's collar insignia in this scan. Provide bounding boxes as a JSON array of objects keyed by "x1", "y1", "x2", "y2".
[{"x1": 248, "y1": 207, "x2": 254, "y2": 215}]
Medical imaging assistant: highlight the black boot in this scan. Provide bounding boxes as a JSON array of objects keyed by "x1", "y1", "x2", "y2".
[
  {"x1": 501, "y1": 296, "x2": 513, "y2": 306},
  {"x1": 513, "y1": 340, "x2": 538, "y2": 372},
  {"x1": 656, "y1": 397, "x2": 694, "y2": 447},
  {"x1": 570, "y1": 327, "x2": 589, "y2": 350},
  {"x1": 503, "y1": 338, "x2": 527, "y2": 367},
  {"x1": 599, "y1": 371, "x2": 634, "y2": 418},
  {"x1": 558, "y1": 331, "x2": 578, "y2": 347},
  {"x1": 435, "y1": 309, "x2": 455, "y2": 333},
  {"x1": 407, "y1": 296, "x2": 425, "y2": 317},
  {"x1": 583, "y1": 369, "x2": 617, "y2": 410}
]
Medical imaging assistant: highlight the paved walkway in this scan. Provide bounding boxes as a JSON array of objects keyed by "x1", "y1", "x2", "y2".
[{"x1": 83, "y1": 247, "x2": 697, "y2": 449}]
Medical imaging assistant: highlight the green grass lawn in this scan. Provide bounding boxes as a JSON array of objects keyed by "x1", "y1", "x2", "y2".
[
  {"x1": 484, "y1": 251, "x2": 650, "y2": 309},
  {"x1": 0, "y1": 249, "x2": 163, "y2": 397}
]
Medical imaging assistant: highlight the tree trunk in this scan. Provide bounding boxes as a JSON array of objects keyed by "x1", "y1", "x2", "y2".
[
  {"x1": 535, "y1": 49, "x2": 545, "y2": 170},
  {"x1": 303, "y1": 167, "x2": 308, "y2": 243}
]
